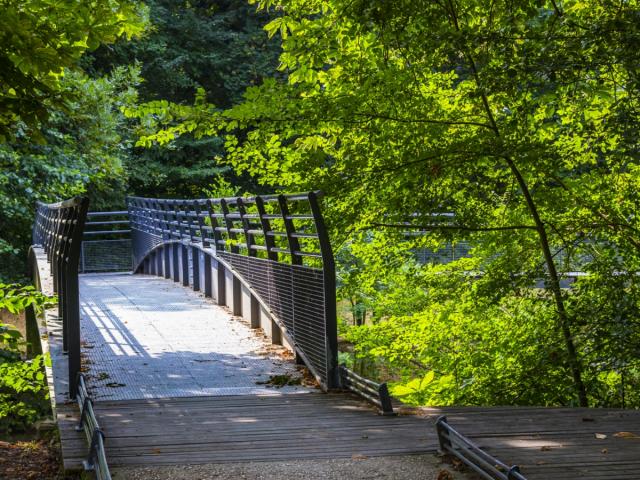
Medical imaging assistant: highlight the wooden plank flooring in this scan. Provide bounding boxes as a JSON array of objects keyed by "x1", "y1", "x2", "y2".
[
  {"x1": 413, "y1": 406, "x2": 640, "y2": 479},
  {"x1": 94, "y1": 393, "x2": 433, "y2": 466},
  {"x1": 56, "y1": 391, "x2": 640, "y2": 479}
]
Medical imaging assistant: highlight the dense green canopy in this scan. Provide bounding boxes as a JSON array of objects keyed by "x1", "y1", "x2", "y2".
[
  {"x1": 132, "y1": 0, "x2": 640, "y2": 407},
  {"x1": 0, "y1": 0, "x2": 147, "y2": 140}
]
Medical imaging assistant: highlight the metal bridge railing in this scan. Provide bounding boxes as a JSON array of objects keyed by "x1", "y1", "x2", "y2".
[
  {"x1": 76, "y1": 374, "x2": 111, "y2": 479},
  {"x1": 80, "y1": 211, "x2": 132, "y2": 273},
  {"x1": 127, "y1": 192, "x2": 339, "y2": 390},
  {"x1": 31, "y1": 196, "x2": 89, "y2": 398},
  {"x1": 436, "y1": 416, "x2": 527, "y2": 480},
  {"x1": 339, "y1": 365, "x2": 395, "y2": 415}
]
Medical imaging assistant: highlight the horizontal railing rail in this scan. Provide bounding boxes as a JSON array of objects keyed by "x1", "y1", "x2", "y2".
[
  {"x1": 436, "y1": 416, "x2": 527, "y2": 480},
  {"x1": 80, "y1": 211, "x2": 132, "y2": 273},
  {"x1": 339, "y1": 365, "x2": 395, "y2": 415},
  {"x1": 76, "y1": 374, "x2": 111, "y2": 480},
  {"x1": 84, "y1": 211, "x2": 130, "y2": 237}
]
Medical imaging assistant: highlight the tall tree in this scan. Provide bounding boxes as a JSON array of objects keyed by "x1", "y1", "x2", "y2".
[
  {"x1": 133, "y1": 0, "x2": 640, "y2": 407},
  {"x1": 0, "y1": 0, "x2": 147, "y2": 140},
  {"x1": 86, "y1": 0, "x2": 281, "y2": 197},
  {"x1": 0, "y1": 0, "x2": 147, "y2": 280}
]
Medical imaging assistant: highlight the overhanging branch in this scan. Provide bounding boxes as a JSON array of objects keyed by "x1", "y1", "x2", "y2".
[{"x1": 369, "y1": 223, "x2": 537, "y2": 232}]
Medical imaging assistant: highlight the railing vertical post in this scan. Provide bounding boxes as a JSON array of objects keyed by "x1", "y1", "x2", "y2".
[
  {"x1": 160, "y1": 201, "x2": 171, "y2": 279},
  {"x1": 206, "y1": 199, "x2": 225, "y2": 304},
  {"x1": 237, "y1": 198, "x2": 255, "y2": 257},
  {"x1": 220, "y1": 199, "x2": 241, "y2": 315},
  {"x1": 179, "y1": 201, "x2": 190, "y2": 287},
  {"x1": 67, "y1": 197, "x2": 89, "y2": 399},
  {"x1": 58, "y1": 208, "x2": 71, "y2": 352},
  {"x1": 255, "y1": 196, "x2": 278, "y2": 261},
  {"x1": 278, "y1": 195, "x2": 302, "y2": 266},
  {"x1": 169, "y1": 201, "x2": 180, "y2": 283},
  {"x1": 435, "y1": 416, "x2": 452, "y2": 453},
  {"x1": 308, "y1": 191, "x2": 339, "y2": 389}
]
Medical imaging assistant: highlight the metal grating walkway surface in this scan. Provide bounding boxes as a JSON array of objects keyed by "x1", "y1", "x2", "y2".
[{"x1": 79, "y1": 273, "x2": 311, "y2": 401}]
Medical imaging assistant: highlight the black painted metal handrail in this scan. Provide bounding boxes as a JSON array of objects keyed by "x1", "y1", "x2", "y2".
[
  {"x1": 76, "y1": 374, "x2": 111, "y2": 480},
  {"x1": 436, "y1": 416, "x2": 527, "y2": 480},
  {"x1": 339, "y1": 365, "x2": 395, "y2": 415},
  {"x1": 127, "y1": 191, "x2": 339, "y2": 390},
  {"x1": 32, "y1": 196, "x2": 89, "y2": 398}
]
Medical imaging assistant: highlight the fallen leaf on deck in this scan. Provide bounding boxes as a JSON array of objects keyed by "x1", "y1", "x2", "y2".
[
  {"x1": 613, "y1": 431, "x2": 640, "y2": 439},
  {"x1": 595, "y1": 433, "x2": 607, "y2": 439},
  {"x1": 352, "y1": 454, "x2": 368, "y2": 460},
  {"x1": 601, "y1": 448, "x2": 608, "y2": 454},
  {"x1": 437, "y1": 470, "x2": 455, "y2": 480}
]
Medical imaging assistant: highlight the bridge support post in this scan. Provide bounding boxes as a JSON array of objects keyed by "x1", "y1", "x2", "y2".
[
  {"x1": 172, "y1": 244, "x2": 179, "y2": 282},
  {"x1": 216, "y1": 262, "x2": 226, "y2": 306},
  {"x1": 164, "y1": 246, "x2": 171, "y2": 279},
  {"x1": 232, "y1": 277, "x2": 242, "y2": 316},
  {"x1": 203, "y1": 255, "x2": 212, "y2": 297},
  {"x1": 181, "y1": 244, "x2": 189, "y2": 287},
  {"x1": 149, "y1": 252, "x2": 156, "y2": 275},
  {"x1": 250, "y1": 295, "x2": 260, "y2": 329},
  {"x1": 156, "y1": 248, "x2": 163, "y2": 276},
  {"x1": 192, "y1": 246, "x2": 200, "y2": 291}
]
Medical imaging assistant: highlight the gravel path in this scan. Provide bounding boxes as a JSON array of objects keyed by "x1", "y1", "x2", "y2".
[{"x1": 111, "y1": 455, "x2": 467, "y2": 480}]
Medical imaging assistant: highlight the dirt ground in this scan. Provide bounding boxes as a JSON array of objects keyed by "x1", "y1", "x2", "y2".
[{"x1": 0, "y1": 431, "x2": 79, "y2": 480}]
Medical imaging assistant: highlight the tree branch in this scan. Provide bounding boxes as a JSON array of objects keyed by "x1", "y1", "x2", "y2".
[{"x1": 369, "y1": 222, "x2": 537, "y2": 232}]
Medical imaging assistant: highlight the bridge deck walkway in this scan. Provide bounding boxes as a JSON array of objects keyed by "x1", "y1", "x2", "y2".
[{"x1": 37, "y1": 268, "x2": 640, "y2": 479}]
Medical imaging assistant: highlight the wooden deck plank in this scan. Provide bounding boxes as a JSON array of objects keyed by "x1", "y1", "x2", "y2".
[{"x1": 82, "y1": 391, "x2": 640, "y2": 480}]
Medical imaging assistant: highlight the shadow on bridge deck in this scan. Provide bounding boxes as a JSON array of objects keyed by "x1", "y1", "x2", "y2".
[{"x1": 77, "y1": 273, "x2": 311, "y2": 401}]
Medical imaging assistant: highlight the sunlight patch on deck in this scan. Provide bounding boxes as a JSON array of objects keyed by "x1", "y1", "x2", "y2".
[{"x1": 79, "y1": 273, "x2": 313, "y2": 401}]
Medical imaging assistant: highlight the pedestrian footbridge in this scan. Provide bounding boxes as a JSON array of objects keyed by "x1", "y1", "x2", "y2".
[{"x1": 25, "y1": 194, "x2": 640, "y2": 480}]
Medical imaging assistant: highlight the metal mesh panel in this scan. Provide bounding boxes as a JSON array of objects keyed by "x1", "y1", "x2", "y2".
[
  {"x1": 80, "y1": 239, "x2": 133, "y2": 273},
  {"x1": 126, "y1": 193, "x2": 338, "y2": 389},
  {"x1": 219, "y1": 252, "x2": 328, "y2": 382},
  {"x1": 414, "y1": 242, "x2": 471, "y2": 264},
  {"x1": 131, "y1": 229, "x2": 162, "y2": 268}
]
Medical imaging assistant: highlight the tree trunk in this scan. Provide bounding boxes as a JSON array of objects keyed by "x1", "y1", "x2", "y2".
[{"x1": 444, "y1": 0, "x2": 588, "y2": 407}]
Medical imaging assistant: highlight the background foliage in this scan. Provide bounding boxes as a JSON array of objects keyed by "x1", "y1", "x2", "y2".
[
  {"x1": 86, "y1": 0, "x2": 280, "y2": 198},
  {"x1": 131, "y1": 0, "x2": 640, "y2": 407},
  {"x1": 2, "y1": 0, "x2": 639, "y2": 410},
  {"x1": 0, "y1": 284, "x2": 52, "y2": 433}
]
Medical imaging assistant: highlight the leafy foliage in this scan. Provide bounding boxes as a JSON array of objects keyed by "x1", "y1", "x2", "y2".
[
  {"x1": 0, "y1": 67, "x2": 142, "y2": 281},
  {"x1": 0, "y1": 284, "x2": 52, "y2": 433},
  {"x1": 0, "y1": 284, "x2": 52, "y2": 316},
  {"x1": 0, "y1": 0, "x2": 147, "y2": 140},
  {"x1": 87, "y1": 0, "x2": 281, "y2": 198},
  {"x1": 131, "y1": 0, "x2": 640, "y2": 407}
]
